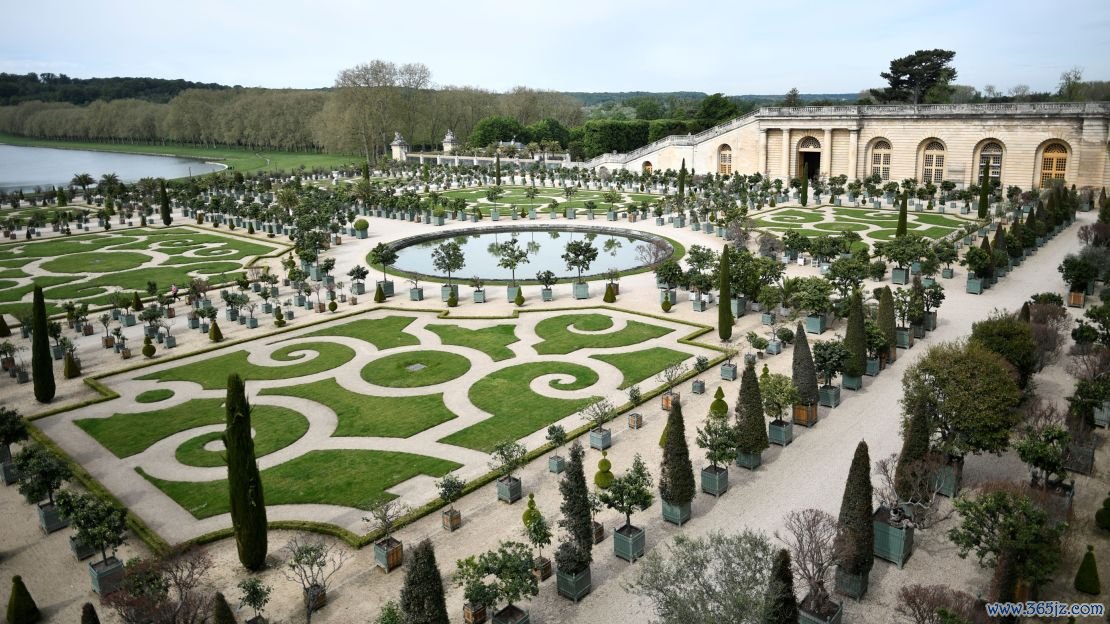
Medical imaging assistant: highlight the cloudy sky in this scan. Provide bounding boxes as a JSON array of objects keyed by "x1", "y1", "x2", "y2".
[{"x1": 4, "y1": 0, "x2": 1107, "y2": 95}]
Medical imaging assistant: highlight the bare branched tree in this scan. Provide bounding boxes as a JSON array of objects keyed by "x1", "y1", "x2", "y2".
[
  {"x1": 103, "y1": 545, "x2": 215, "y2": 624},
  {"x1": 873, "y1": 454, "x2": 949, "y2": 529},
  {"x1": 282, "y1": 535, "x2": 352, "y2": 623},
  {"x1": 635, "y1": 239, "x2": 671, "y2": 269},
  {"x1": 776, "y1": 509, "x2": 839, "y2": 613},
  {"x1": 895, "y1": 584, "x2": 988, "y2": 624}
]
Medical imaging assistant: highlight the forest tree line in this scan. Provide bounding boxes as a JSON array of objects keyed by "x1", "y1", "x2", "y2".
[{"x1": 0, "y1": 72, "x2": 230, "y2": 105}]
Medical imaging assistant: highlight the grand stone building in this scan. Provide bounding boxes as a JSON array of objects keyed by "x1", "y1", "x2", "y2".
[{"x1": 585, "y1": 103, "x2": 1110, "y2": 191}]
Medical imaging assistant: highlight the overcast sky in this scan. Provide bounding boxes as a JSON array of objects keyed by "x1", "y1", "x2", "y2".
[{"x1": 3, "y1": 0, "x2": 1107, "y2": 95}]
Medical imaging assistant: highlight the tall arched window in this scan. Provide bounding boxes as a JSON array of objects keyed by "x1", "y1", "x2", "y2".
[
  {"x1": 978, "y1": 141, "x2": 1003, "y2": 187},
  {"x1": 1040, "y1": 143, "x2": 1068, "y2": 186},
  {"x1": 798, "y1": 137, "x2": 820, "y2": 150},
  {"x1": 642, "y1": 161, "x2": 653, "y2": 175},
  {"x1": 717, "y1": 145, "x2": 732, "y2": 175},
  {"x1": 870, "y1": 139, "x2": 892, "y2": 180},
  {"x1": 921, "y1": 140, "x2": 946, "y2": 184}
]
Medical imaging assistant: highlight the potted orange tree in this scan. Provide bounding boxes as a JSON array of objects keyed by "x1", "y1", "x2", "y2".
[{"x1": 599, "y1": 454, "x2": 653, "y2": 562}]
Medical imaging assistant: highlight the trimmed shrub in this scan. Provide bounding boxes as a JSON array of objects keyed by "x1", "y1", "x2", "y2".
[
  {"x1": 603, "y1": 283, "x2": 615, "y2": 303},
  {"x1": 661, "y1": 298, "x2": 672, "y2": 313},
  {"x1": 447, "y1": 293, "x2": 458, "y2": 308},
  {"x1": 0, "y1": 315, "x2": 10, "y2": 337},
  {"x1": 515, "y1": 289, "x2": 525, "y2": 307},
  {"x1": 374, "y1": 283, "x2": 386, "y2": 303},
  {"x1": 837, "y1": 441, "x2": 874, "y2": 581},
  {"x1": 141, "y1": 336, "x2": 156, "y2": 358},
  {"x1": 226, "y1": 373, "x2": 268, "y2": 570},
  {"x1": 1096, "y1": 493, "x2": 1110, "y2": 532},
  {"x1": 399, "y1": 540, "x2": 449, "y2": 624},
  {"x1": 63, "y1": 350, "x2": 81, "y2": 379},
  {"x1": 31, "y1": 286, "x2": 54, "y2": 403},
  {"x1": 209, "y1": 319, "x2": 223, "y2": 342},
  {"x1": 595, "y1": 451, "x2": 614, "y2": 489},
  {"x1": 212, "y1": 592, "x2": 236, "y2": 624},
  {"x1": 6, "y1": 575, "x2": 40, "y2": 624},
  {"x1": 658, "y1": 402, "x2": 695, "y2": 506},
  {"x1": 328, "y1": 300, "x2": 337, "y2": 312},
  {"x1": 1074, "y1": 545, "x2": 1101, "y2": 595}
]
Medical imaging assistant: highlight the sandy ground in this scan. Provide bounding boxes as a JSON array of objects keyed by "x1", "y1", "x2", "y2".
[{"x1": 0, "y1": 200, "x2": 1105, "y2": 623}]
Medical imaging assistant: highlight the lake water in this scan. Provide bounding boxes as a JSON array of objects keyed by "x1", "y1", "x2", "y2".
[
  {"x1": 0, "y1": 144, "x2": 225, "y2": 192},
  {"x1": 394, "y1": 229, "x2": 657, "y2": 281}
]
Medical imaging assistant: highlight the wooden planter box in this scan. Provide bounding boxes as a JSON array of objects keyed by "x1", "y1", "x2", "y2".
[
  {"x1": 373, "y1": 537, "x2": 404, "y2": 573},
  {"x1": 661, "y1": 500, "x2": 692, "y2": 526},
  {"x1": 768, "y1": 419, "x2": 793, "y2": 446},
  {"x1": 532, "y1": 556, "x2": 552, "y2": 582},
  {"x1": 89, "y1": 557, "x2": 125, "y2": 595},
  {"x1": 463, "y1": 602, "x2": 488, "y2": 624},
  {"x1": 614, "y1": 524, "x2": 646, "y2": 562},
  {"x1": 589, "y1": 427, "x2": 612, "y2": 451},
  {"x1": 627, "y1": 412, "x2": 643, "y2": 429},
  {"x1": 701, "y1": 465, "x2": 729, "y2": 496},
  {"x1": 304, "y1": 585, "x2": 327, "y2": 613},
  {"x1": 842, "y1": 374, "x2": 863, "y2": 391},
  {"x1": 442, "y1": 509, "x2": 462, "y2": 532},
  {"x1": 834, "y1": 567, "x2": 868, "y2": 600},
  {"x1": 497, "y1": 476, "x2": 522, "y2": 504},
  {"x1": 793, "y1": 403, "x2": 818, "y2": 427},
  {"x1": 818, "y1": 385, "x2": 841, "y2": 408},
  {"x1": 873, "y1": 507, "x2": 914, "y2": 568},
  {"x1": 661, "y1": 392, "x2": 679, "y2": 412},
  {"x1": 492, "y1": 605, "x2": 529, "y2": 624},
  {"x1": 736, "y1": 450, "x2": 762, "y2": 470},
  {"x1": 556, "y1": 567, "x2": 592, "y2": 602},
  {"x1": 548, "y1": 455, "x2": 565, "y2": 474},
  {"x1": 591, "y1": 520, "x2": 606, "y2": 544},
  {"x1": 1068, "y1": 291, "x2": 1086, "y2": 308}
]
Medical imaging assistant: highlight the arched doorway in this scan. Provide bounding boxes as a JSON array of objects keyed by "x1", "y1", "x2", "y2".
[
  {"x1": 717, "y1": 145, "x2": 732, "y2": 175},
  {"x1": 642, "y1": 161, "x2": 653, "y2": 175},
  {"x1": 797, "y1": 136, "x2": 820, "y2": 179}
]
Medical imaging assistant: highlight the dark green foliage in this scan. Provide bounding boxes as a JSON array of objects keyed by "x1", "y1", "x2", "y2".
[
  {"x1": 558, "y1": 441, "x2": 593, "y2": 567},
  {"x1": 719, "y1": 244, "x2": 733, "y2": 342},
  {"x1": 792, "y1": 322, "x2": 818, "y2": 405},
  {"x1": 0, "y1": 407, "x2": 28, "y2": 456},
  {"x1": 1018, "y1": 302, "x2": 1031, "y2": 323},
  {"x1": 400, "y1": 540, "x2": 449, "y2": 624},
  {"x1": 132, "y1": 291, "x2": 143, "y2": 312},
  {"x1": 80, "y1": 602, "x2": 101, "y2": 624},
  {"x1": 494, "y1": 154, "x2": 501, "y2": 186},
  {"x1": 15, "y1": 443, "x2": 69, "y2": 505},
  {"x1": 800, "y1": 163, "x2": 809, "y2": 207},
  {"x1": 212, "y1": 592, "x2": 236, "y2": 624},
  {"x1": 63, "y1": 350, "x2": 81, "y2": 379},
  {"x1": 598, "y1": 453, "x2": 654, "y2": 528},
  {"x1": 602, "y1": 283, "x2": 615, "y2": 303},
  {"x1": 843, "y1": 291, "x2": 866, "y2": 377},
  {"x1": 446, "y1": 292, "x2": 457, "y2": 308},
  {"x1": 374, "y1": 282, "x2": 386, "y2": 303},
  {"x1": 896, "y1": 194, "x2": 908, "y2": 237},
  {"x1": 659, "y1": 402, "x2": 695, "y2": 505},
  {"x1": 1096, "y1": 493, "x2": 1110, "y2": 532},
  {"x1": 30, "y1": 286, "x2": 54, "y2": 403},
  {"x1": 970, "y1": 313, "x2": 1037, "y2": 389},
  {"x1": 837, "y1": 441, "x2": 874, "y2": 578},
  {"x1": 594, "y1": 451, "x2": 614, "y2": 489},
  {"x1": 764, "y1": 549, "x2": 799, "y2": 624},
  {"x1": 658, "y1": 420, "x2": 670, "y2": 448},
  {"x1": 870, "y1": 49, "x2": 958, "y2": 104},
  {"x1": 141, "y1": 335, "x2": 156, "y2": 358},
  {"x1": 677, "y1": 159, "x2": 687, "y2": 204},
  {"x1": 1074, "y1": 545, "x2": 1101, "y2": 595},
  {"x1": 513, "y1": 288, "x2": 525, "y2": 307},
  {"x1": 225, "y1": 373, "x2": 268, "y2": 571},
  {"x1": 895, "y1": 407, "x2": 930, "y2": 502},
  {"x1": 0, "y1": 315, "x2": 10, "y2": 338},
  {"x1": 159, "y1": 179, "x2": 172, "y2": 226},
  {"x1": 6, "y1": 576, "x2": 40, "y2": 624},
  {"x1": 878, "y1": 287, "x2": 896, "y2": 359},
  {"x1": 209, "y1": 319, "x2": 223, "y2": 342},
  {"x1": 661, "y1": 298, "x2": 672, "y2": 313},
  {"x1": 735, "y1": 362, "x2": 768, "y2": 454},
  {"x1": 978, "y1": 164, "x2": 990, "y2": 219}
]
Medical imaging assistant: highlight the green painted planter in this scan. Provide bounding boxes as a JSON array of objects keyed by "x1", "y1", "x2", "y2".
[
  {"x1": 497, "y1": 476, "x2": 522, "y2": 504},
  {"x1": 911, "y1": 323, "x2": 926, "y2": 339},
  {"x1": 38, "y1": 502, "x2": 70, "y2": 534},
  {"x1": 409, "y1": 287, "x2": 424, "y2": 301},
  {"x1": 377, "y1": 280, "x2": 395, "y2": 297},
  {"x1": 691, "y1": 298, "x2": 707, "y2": 312},
  {"x1": 589, "y1": 428, "x2": 612, "y2": 451},
  {"x1": 768, "y1": 419, "x2": 793, "y2": 446},
  {"x1": 891, "y1": 268, "x2": 909, "y2": 285},
  {"x1": 661, "y1": 500, "x2": 692, "y2": 526},
  {"x1": 842, "y1": 374, "x2": 862, "y2": 391},
  {"x1": 1094, "y1": 401, "x2": 1110, "y2": 428},
  {"x1": 818, "y1": 385, "x2": 841, "y2": 408},
  {"x1": 924, "y1": 312, "x2": 937, "y2": 331},
  {"x1": 834, "y1": 567, "x2": 869, "y2": 600},
  {"x1": 441, "y1": 284, "x2": 458, "y2": 301},
  {"x1": 373, "y1": 538, "x2": 404, "y2": 573},
  {"x1": 556, "y1": 567, "x2": 592, "y2": 602},
  {"x1": 799, "y1": 599, "x2": 843, "y2": 624},
  {"x1": 573, "y1": 282, "x2": 589, "y2": 300},
  {"x1": 659, "y1": 289, "x2": 677, "y2": 304},
  {"x1": 692, "y1": 379, "x2": 706, "y2": 394},
  {"x1": 932, "y1": 459, "x2": 963, "y2": 498},
  {"x1": 873, "y1": 507, "x2": 914, "y2": 568},
  {"x1": 701, "y1": 465, "x2": 729, "y2": 496},
  {"x1": 542, "y1": 288, "x2": 553, "y2": 301},
  {"x1": 731, "y1": 295, "x2": 747, "y2": 317},
  {"x1": 736, "y1": 450, "x2": 762, "y2": 470},
  {"x1": 942, "y1": 267, "x2": 954, "y2": 279},
  {"x1": 89, "y1": 557, "x2": 125, "y2": 595},
  {"x1": 865, "y1": 358, "x2": 881, "y2": 377},
  {"x1": 766, "y1": 339, "x2": 783, "y2": 355},
  {"x1": 548, "y1": 455, "x2": 565, "y2": 473},
  {"x1": 761, "y1": 311, "x2": 776, "y2": 326},
  {"x1": 1, "y1": 461, "x2": 18, "y2": 485},
  {"x1": 720, "y1": 363, "x2": 738, "y2": 380},
  {"x1": 506, "y1": 286, "x2": 521, "y2": 302},
  {"x1": 492, "y1": 605, "x2": 529, "y2": 624},
  {"x1": 965, "y1": 277, "x2": 983, "y2": 294},
  {"x1": 473, "y1": 290, "x2": 486, "y2": 303},
  {"x1": 613, "y1": 525, "x2": 646, "y2": 562},
  {"x1": 70, "y1": 535, "x2": 96, "y2": 561},
  {"x1": 895, "y1": 327, "x2": 914, "y2": 349}
]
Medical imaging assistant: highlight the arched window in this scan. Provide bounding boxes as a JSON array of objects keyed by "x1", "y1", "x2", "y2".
[
  {"x1": 799, "y1": 136, "x2": 821, "y2": 150},
  {"x1": 870, "y1": 139, "x2": 892, "y2": 180},
  {"x1": 921, "y1": 140, "x2": 946, "y2": 184},
  {"x1": 642, "y1": 161, "x2": 653, "y2": 175},
  {"x1": 1040, "y1": 143, "x2": 1068, "y2": 186},
  {"x1": 717, "y1": 145, "x2": 732, "y2": 175},
  {"x1": 977, "y1": 141, "x2": 1003, "y2": 187}
]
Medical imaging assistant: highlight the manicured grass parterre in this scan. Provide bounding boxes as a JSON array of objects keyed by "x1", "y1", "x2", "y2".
[
  {"x1": 591, "y1": 347, "x2": 692, "y2": 390},
  {"x1": 299, "y1": 316, "x2": 419, "y2": 350},
  {"x1": 533, "y1": 313, "x2": 673, "y2": 354},
  {"x1": 426, "y1": 323, "x2": 519, "y2": 361},
  {"x1": 360, "y1": 350, "x2": 471, "y2": 387},
  {"x1": 135, "y1": 389, "x2": 174, "y2": 404},
  {"x1": 37, "y1": 251, "x2": 150, "y2": 273},
  {"x1": 753, "y1": 204, "x2": 972, "y2": 245},
  {"x1": 174, "y1": 406, "x2": 311, "y2": 467},
  {"x1": 138, "y1": 341, "x2": 357, "y2": 389},
  {"x1": 260, "y1": 378, "x2": 457, "y2": 438},
  {"x1": 441, "y1": 361, "x2": 601, "y2": 452},
  {"x1": 140, "y1": 449, "x2": 461, "y2": 519}
]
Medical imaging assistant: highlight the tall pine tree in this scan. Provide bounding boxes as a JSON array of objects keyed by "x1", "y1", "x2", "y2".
[
  {"x1": 677, "y1": 159, "x2": 687, "y2": 205},
  {"x1": 735, "y1": 362, "x2": 769, "y2": 457},
  {"x1": 792, "y1": 321, "x2": 819, "y2": 406},
  {"x1": 224, "y1": 373, "x2": 268, "y2": 571},
  {"x1": 30, "y1": 286, "x2": 54, "y2": 403},
  {"x1": 837, "y1": 441, "x2": 874, "y2": 588},
  {"x1": 658, "y1": 402, "x2": 695, "y2": 507},
  {"x1": 400, "y1": 540, "x2": 449, "y2": 624},
  {"x1": 558, "y1": 441, "x2": 593, "y2": 560},
  {"x1": 718, "y1": 244, "x2": 733, "y2": 342},
  {"x1": 895, "y1": 406, "x2": 930, "y2": 502},
  {"x1": 843, "y1": 290, "x2": 866, "y2": 378},
  {"x1": 764, "y1": 549, "x2": 800, "y2": 624}
]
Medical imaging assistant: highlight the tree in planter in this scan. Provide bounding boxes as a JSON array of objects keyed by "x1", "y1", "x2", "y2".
[
  {"x1": 55, "y1": 491, "x2": 127, "y2": 566},
  {"x1": 237, "y1": 577, "x2": 272, "y2": 623},
  {"x1": 281, "y1": 535, "x2": 351, "y2": 623},
  {"x1": 495, "y1": 238, "x2": 530, "y2": 288},
  {"x1": 835, "y1": 441, "x2": 874, "y2": 597},
  {"x1": 761, "y1": 373, "x2": 799, "y2": 426},
  {"x1": 970, "y1": 311, "x2": 1037, "y2": 390},
  {"x1": 556, "y1": 441, "x2": 593, "y2": 579},
  {"x1": 224, "y1": 373, "x2": 267, "y2": 571},
  {"x1": 697, "y1": 388, "x2": 736, "y2": 468},
  {"x1": 583, "y1": 398, "x2": 615, "y2": 435},
  {"x1": 895, "y1": 405, "x2": 933, "y2": 509},
  {"x1": 471, "y1": 541, "x2": 539, "y2": 620},
  {"x1": 777, "y1": 508, "x2": 841, "y2": 620},
  {"x1": 546, "y1": 424, "x2": 567, "y2": 464},
  {"x1": 842, "y1": 290, "x2": 867, "y2": 381},
  {"x1": 812, "y1": 338, "x2": 849, "y2": 388},
  {"x1": 792, "y1": 320, "x2": 819, "y2": 401},
  {"x1": 489, "y1": 440, "x2": 527, "y2": 487},
  {"x1": 1015, "y1": 423, "x2": 1071, "y2": 487},
  {"x1": 369, "y1": 242, "x2": 399, "y2": 286},
  {"x1": 15, "y1": 443, "x2": 70, "y2": 506},
  {"x1": 659, "y1": 402, "x2": 696, "y2": 518},
  {"x1": 765, "y1": 548, "x2": 800, "y2": 624},
  {"x1": 655, "y1": 258, "x2": 683, "y2": 293},
  {"x1": 878, "y1": 286, "x2": 897, "y2": 360},
  {"x1": 718, "y1": 244, "x2": 733, "y2": 340},
  {"x1": 522, "y1": 494, "x2": 553, "y2": 575},
  {"x1": 6, "y1": 576, "x2": 40, "y2": 624},
  {"x1": 735, "y1": 362, "x2": 769, "y2": 459},
  {"x1": 1059, "y1": 253, "x2": 1098, "y2": 294},
  {"x1": 536, "y1": 270, "x2": 558, "y2": 296},
  {"x1": 562, "y1": 238, "x2": 598, "y2": 284},
  {"x1": 30, "y1": 286, "x2": 54, "y2": 403},
  {"x1": 399, "y1": 540, "x2": 449, "y2": 624},
  {"x1": 347, "y1": 264, "x2": 370, "y2": 292},
  {"x1": 598, "y1": 453, "x2": 653, "y2": 538},
  {"x1": 0, "y1": 406, "x2": 28, "y2": 462},
  {"x1": 792, "y1": 276, "x2": 834, "y2": 323}
]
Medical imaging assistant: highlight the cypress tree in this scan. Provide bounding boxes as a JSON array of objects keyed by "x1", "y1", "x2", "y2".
[
  {"x1": 602, "y1": 283, "x2": 615, "y2": 303},
  {"x1": 209, "y1": 319, "x2": 223, "y2": 342},
  {"x1": 6, "y1": 576, "x2": 40, "y2": 624},
  {"x1": 400, "y1": 540, "x2": 449, "y2": 624},
  {"x1": 896, "y1": 193, "x2": 908, "y2": 237},
  {"x1": 978, "y1": 236, "x2": 994, "y2": 279},
  {"x1": 132, "y1": 291, "x2": 143, "y2": 312},
  {"x1": 224, "y1": 373, "x2": 268, "y2": 571},
  {"x1": 212, "y1": 592, "x2": 236, "y2": 624},
  {"x1": 837, "y1": 441, "x2": 874, "y2": 581},
  {"x1": 718, "y1": 244, "x2": 733, "y2": 342},
  {"x1": 992, "y1": 222, "x2": 1007, "y2": 254},
  {"x1": 799, "y1": 162, "x2": 809, "y2": 207},
  {"x1": 374, "y1": 282, "x2": 386, "y2": 303},
  {"x1": 843, "y1": 290, "x2": 866, "y2": 378},
  {"x1": 895, "y1": 406, "x2": 930, "y2": 502},
  {"x1": 878, "y1": 286, "x2": 897, "y2": 362},
  {"x1": 1018, "y1": 301, "x2": 1031, "y2": 323},
  {"x1": 1074, "y1": 545, "x2": 1101, "y2": 595},
  {"x1": 677, "y1": 159, "x2": 687, "y2": 205},
  {"x1": 977, "y1": 163, "x2": 990, "y2": 219},
  {"x1": 159, "y1": 179, "x2": 172, "y2": 226},
  {"x1": 735, "y1": 362, "x2": 769, "y2": 455},
  {"x1": 30, "y1": 286, "x2": 54, "y2": 403},
  {"x1": 495, "y1": 153, "x2": 501, "y2": 186},
  {"x1": 658, "y1": 402, "x2": 695, "y2": 506},
  {"x1": 792, "y1": 321, "x2": 818, "y2": 405},
  {"x1": 0, "y1": 314, "x2": 10, "y2": 338},
  {"x1": 80, "y1": 602, "x2": 101, "y2": 624},
  {"x1": 764, "y1": 549, "x2": 800, "y2": 624},
  {"x1": 558, "y1": 441, "x2": 593, "y2": 558}
]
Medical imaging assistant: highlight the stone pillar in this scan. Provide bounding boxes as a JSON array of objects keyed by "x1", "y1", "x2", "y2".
[
  {"x1": 848, "y1": 129, "x2": 860, "y2": 181},
  {"x1": 781, "y1": 128, "x2": 792, "y2": 179},
  {"x1": 822, "y1": 128, "x2": 833, "y2": 177},
  {"x1": 758, "y1": 129, "x2": 768, "y2": 177}
]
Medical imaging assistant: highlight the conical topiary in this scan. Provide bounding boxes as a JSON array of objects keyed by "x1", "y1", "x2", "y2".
[
  {"x1": 209, "y1": 318, "x2": 223, "y2": 342},
  {"x1": 6, "y1": 575, "x2": 40, "y2": 624},
  {"x1": 709, "y1": 386, "x2": 728, "y2": 419},
  {"x1": 515, "y1": 288, "x2": 526, "y2": 307},
  {"x1": 735, "y1": 362, "x2": 768, "y2": 456},
  {"x1": 1075, "y1": 545, "x2": 1101, "y2": 595},
  {"x1": 523, "y1": 492, "x2": 540, "y2": 525},
  {"x1": 1018, "y1": 301, "x2": 1031, "y2": 323},
  {"x1": 80, "y1": 602, "x2": 101, "y2": 624},
  {"x1": 594, "y1": 451, "x2": 614, "y2": 489},
  {"x1": 603, "y1": 283, "x2": 615, "y2": 303},
  {"x1": 0, "y1": 314, "x2": 10, "y2": 338},
  {"x1": 843, "y1": 290, "x2": 866, "y2": 378},
  {"x1": 659, "y1": 401, "x2": 695, "y2": 506},
  {"x1": 792, "y1": 321, "x2": 818, "y2": 405},
  {"x1": 31, "y1": 286, "x2": 54, "y2": 404},
  {"x1": 718, "y1": 244, "x2": 733, "y2": 342},
  {"x1": 374, "y1": 282, "x2": 386, "y2": 303},
  {"x1": 896, "y1": 193, "x2": 908, "y2": 237},
  {"x1": 131, "y1": 291, "x2": 143, "y2": 312},
  {"x1": 1096, "y1": 492, "x2": 1110, "y2": 532},
  {"x1": 658, "y1": 420, "x2": 670, "y2": 448},
  {"x1": 765, "y1": 548, "x2": 799, "y2": 624},
  {"x1": 837, "y1": 441, "x2": 874, "y2": 582},
  {"x1": 399, "y1": 540, "x2": 449, "y2": 624},
  {"x1": 212, "y1": 592, "x2": 236, "y2": 624},
  {"x1": 878, "y1": 287, "x2": 896, "y2": 361},
  {"x1": 63, "y1": 350, "x2": 81, "y2": 379},
  {"x1": 895, "y1": 406, "x2": 930, "y2": 503}
]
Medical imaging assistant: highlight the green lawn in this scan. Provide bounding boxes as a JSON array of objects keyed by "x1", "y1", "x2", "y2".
[
  {"x1": 174, "y1": 406, "x2": 311, "y2": 467},
  {"x1": 137, "y1": 341, "x2": 357, "y2": 389},
  {"x1": 140, "y1": 449, "x2": 461, "y2": 519},
  {"x1": 259, "y1": 378, "x2": 456, "y2": 438},
  {"x1": 426, "y1": 324, "x2": 518, "y2": 361},
  {"x1": 360, "y1": 350, "x2": 471, "y2": 387},
  {"x1": 440, "y1": 362, "x2": 600, "y2": 451},
  {"x1": 533, "y1": 313, "x2": 673, "y2": 355},
  {"x1": 591, "y1": 347, "x2": 691, "y2": 390},
  {"x1": 39, "y1": 251, "x2": 151, "y2": 274},
  {"x1": 0, "y1": 133, "x2": 359, "y2": 176},
  {"x1": 299, "y1": 316, "x2": 419, "y2": 350},
  {"x1": 135, "y1": 389, "x2": 174, "y2": 404}
]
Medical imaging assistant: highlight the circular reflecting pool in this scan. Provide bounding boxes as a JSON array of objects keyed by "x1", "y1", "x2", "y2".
[{"x1": 392, "y1": 227, "x2": 670, "y2": 282}]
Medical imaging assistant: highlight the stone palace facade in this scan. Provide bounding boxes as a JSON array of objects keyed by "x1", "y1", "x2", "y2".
[{"x1": 585, "y1": 103, "x2": 1110, "y2": 191}]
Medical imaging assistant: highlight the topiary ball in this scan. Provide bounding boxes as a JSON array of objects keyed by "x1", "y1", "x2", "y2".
[
  {"x1": 514, "y1": 289, "x2": 525, "y2": 307},
  {"x1": 447, "y1": 293, "x2": 458, "y2": 308},
  {"x1": 661, "y1": 298, "x2": 672, "y2": 313},
  {"x1": 328, "y1": 300, "x2": 337, "y2": 312},
  {"x1": 594, "y1": 451, "x2": 613, "y2": 489},
  {"x1": 522, "y1": 493, "x2": 540, "y2": 525}
]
